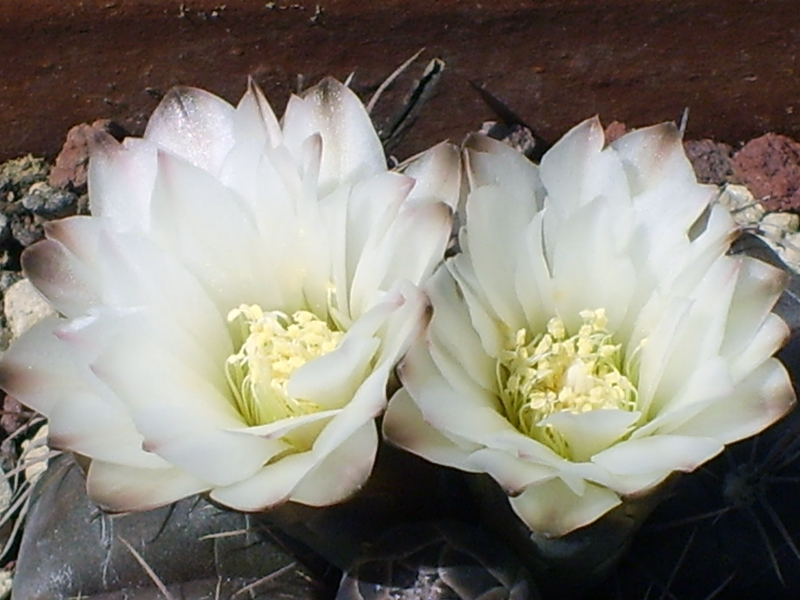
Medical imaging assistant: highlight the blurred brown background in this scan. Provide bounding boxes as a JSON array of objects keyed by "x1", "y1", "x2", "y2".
[{"x1": 0, "y1": 0, "x2": 798, "y2": 162}]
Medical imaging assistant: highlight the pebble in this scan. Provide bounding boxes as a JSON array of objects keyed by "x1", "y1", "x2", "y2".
[
  {"x1": 0, "y1": 272, "x2": 20, "y2": 294},
  {"x1": 20, "y1": 182, "x2": 77, "y2": 218},
  {"x1": 9, "y1": 214, "x2": 42, "y2": 248},
  {"x1": 0, "y1": 156, "x2": 49, "y2": 201},
  {"x1": 49, "y1": 120, "x2": 127, "y2": 192},
  {"x1": 718, "y1": 183, "x2": 765, "y2": 225},
  {"x1": 0, "y1": 572, "x2": 11, "y2": 599},
  {"x1": 732, "y1": 132, "x2": 800, "y2": 212},
  {"x1": 3, "y1": 279, "x2": 56, "y2": 341}
]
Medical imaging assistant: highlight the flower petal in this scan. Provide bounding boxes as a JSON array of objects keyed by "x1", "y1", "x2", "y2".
[
  {"x1": 400, "y1": 141, "x2": 463, "y2": 210},
  {"x1": 512, "y1": 211, "x2": 556, "y2": 331},
  {"x1": 87, "y1": 461, "x2": 210, "y2": 513},
  {"x1": 88, "y1": 136, "x2": 157, "y2": 234},
  {"x1": 539, "y1": 117, "x2": 629, "y2": 215},
  {"x1": 132, "y1": 403, "x2": 283, "y2": 486},
  {"x1": 289, "y1": 421, "x2": 378, "y2": 505},
  {"x1": 48, "y1": 391, "x2": 168, "y2": 469},
  {"x1": 149, "y1": 151, "x2": 280, "y2": 312},
  {"x1": 210, "y1": 377, "x2": 384, "y2": 511},
  {"x1": 371, "y1": 280, "x2": 432, "y2": 368},
  {"x1": 91, "y1": 337, "x2": 278, "y2": 486},
  {"x1": 427, "y1": 267, "x2": 496, "y2": 394},
  {"x1": 218, "y1": 79, "x2": 283, "y2": 202},
  {"x1": 509, "y1": 477, "x2": 622, "y2": 537},
  {"x1": 466, "y1": 447, "x2": 556, "y2": 495},
  {"x1": 650, "y1": 257, "x2": 739, "y2": 412},
  {"x1": 721, "y1": 255, "x2": 788, "y2": 360},
  {"x1": 348, "y1": 200, "x2": 451, "y2": 318},
  {"x1": 613, "y1": 122, "x2": 712, "y2": 234},
  {"x1": 0, "y1": 317, "x2": 93, "y2": 415},
  {"x1": 235, "y1": 78, "x2": 282, "y2": 148},
  {"x1": 210, "y1": 450, "x2": 316, "y2": 511},
  {"x1": 448, "y1": 254, "x2": 505, "y2": 358},
  {"x1": 670, "y1": 358, "x2": 795, "y2": 443},
  {"x1": 399, "y1": 341, "x2": 514, "y2": 446},
  {"x1": 311, "y1": 363, "x2": 392, "y2": 458},
  {"x1": 592, "y1": 435, "x2": 723, "y2": 478},
  {"x1": 541, "y1": 410, "x2": 641, "y2": 463},
  {"x1": 342, "y1": 172, "x2": 411, "y2": 285},
  {"x1": 729, "y1": 313, "x2": 790, "y2": 382},
  {"x1": 236, "y1": 409, "x2": 340, "y2": 439},
  {"x1": 287, "y1": 333, "x2": 380, "y2": 409},
  {"x1": 549, "y1": 195, "x2": 636, "y2": 331},
  {"x1": 383, "y1": 388, "x2": 480, "y2": 472},
  {"x1": 282, "y1": 78, "x2": 385, "y2": 195},
  {"x1": 632, "y1": 357, "x2": 733, "y2": 438},
  {"x1": 462, "y1": 185, "x2": 533, "y2": 329},
  {"x1": 144, "y1": 86, "x2": 235, "y2": 174},
  {"x1": 22, "y1": 237, "x2": 101, "y2": 318},
  {"x1": 464, "y1": 134, "x2": 543, "y2": 208}
]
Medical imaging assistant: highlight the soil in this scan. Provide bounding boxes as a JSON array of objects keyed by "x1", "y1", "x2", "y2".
[{"x1": 1, "y1": 0, "x2": 800, "y2": 164}]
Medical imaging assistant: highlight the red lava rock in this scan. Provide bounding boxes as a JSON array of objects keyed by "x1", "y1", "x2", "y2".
[
  {"x1": 48, "y1": 120, "x2": 127, "y2": 192},
  {"x1": 684, "y1": 139, "x2": 736, "y2": 186},
  {"x1": 604, "y1": 121, "x2": 629, "y2": 144},
  {"x1": 732, "y1": 133, "x2": 800, "y2": 212}
]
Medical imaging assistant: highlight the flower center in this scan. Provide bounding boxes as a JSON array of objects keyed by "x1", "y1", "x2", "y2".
[
  {"x1": 224, "y1": 305, "x2": 344, "y2": 427},
  {"x1": 496, "y1": 308, "x2": 638, "y2": 454}
]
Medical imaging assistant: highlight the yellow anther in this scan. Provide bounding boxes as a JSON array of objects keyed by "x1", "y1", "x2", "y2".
[
  {"x1": 496, "y1": 309, "x2": 638, "y2": 458},
  {"x1": 224, "y1": 305, "x2": 343, "y2": 428}
]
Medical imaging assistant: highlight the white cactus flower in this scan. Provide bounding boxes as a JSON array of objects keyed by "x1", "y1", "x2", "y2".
[
  {"x1": 383, "y1": 118, "x2": 796, "y2": 537},
  {"x1": 0, "y1": 78, "x2": 459, "y2": 513}
]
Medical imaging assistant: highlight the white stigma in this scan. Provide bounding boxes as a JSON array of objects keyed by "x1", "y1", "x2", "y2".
[
  {"x1": 225, "y1": 305, "x2": 343, "y2": 427},
  {"x1": 496, "y1": 308, "x2": 638, "y2": 457}
]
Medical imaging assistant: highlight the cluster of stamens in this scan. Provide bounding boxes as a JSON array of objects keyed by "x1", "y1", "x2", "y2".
[
  {"x1": 224, "y1": 305, "x2": 343, "y2": 427},
  {"x1": 496, "y1": 309, "x2": 638, "y2": 457}
]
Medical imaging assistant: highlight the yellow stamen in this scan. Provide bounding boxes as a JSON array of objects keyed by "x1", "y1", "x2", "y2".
[
  {"x1": 224, "y1": 305, "x2": 343, "y2": 427},
  {"x1": 496, "y1": 309, "x2": 638, "y2": 457}
]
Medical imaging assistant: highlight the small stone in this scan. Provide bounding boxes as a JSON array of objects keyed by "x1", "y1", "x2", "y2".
[
  {"x1": 479, "y1": 121, "x2": 539, "y2": 159},
  {"x1": 3, "y1": 278, "x2": 56, "y2": 341},
  {"x1": 9, "y1": 213, "x2": 43, "y2": 247},
  {"x1": 684, "y1": 139, "x2": 736, "y2": 185},
  {"x1": 0, "y1": 271, "x2": 21, "y2": 293},
  {"x1": 0, "y1": 571, "x2": 12, "y2": 599},
  {"x1": 0, "y1": 155, "x2": 49, "y2": 201},
  {"x1": 761, "y1": 211, "x2": 800, "y2": 233},
  {"x1": 0, "y1": 213, "x2": 8, "y2": 243},
  {"x1": 777, "y1": 232, "x2": 800, "y2": 272},
  {"x1": 49, "y1": 120, "x2": 127, "y2": 192},
  {"x1": 732, "y1": 133, "x2": 800, "y2": 212},
  {"x1": 716, "y1": 184, "x2": 765, "y2": 227},
  {"x1": 21, "y1": 182, "x2": 78, "y2": 218},
  {"x1": 603, "y1": 121, "x2": 629, "y2": 144},
  {"x1": 0, "y1": 396, "x2": 26, "y2": 437}
]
